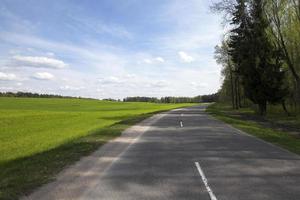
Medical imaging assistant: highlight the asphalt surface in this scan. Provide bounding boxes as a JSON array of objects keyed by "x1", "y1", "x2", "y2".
[{"x1": 24, "y1": 105, "x2": 300, "y2": 200}]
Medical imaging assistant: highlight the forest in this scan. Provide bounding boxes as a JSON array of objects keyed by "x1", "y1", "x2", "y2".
[
  {"x1": 123, "y1": 94, "x2": 218, "y2": 103},
  {"x1": 212, "y1": 0, "x2": 300, "y2": 115}
]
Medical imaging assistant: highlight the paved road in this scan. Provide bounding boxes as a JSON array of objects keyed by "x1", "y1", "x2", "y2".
[{"x1": 24, "y1": 105, "x2": 300, "y2": 200}]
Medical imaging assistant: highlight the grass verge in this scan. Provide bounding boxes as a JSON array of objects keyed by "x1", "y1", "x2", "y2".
[
  {"x1": 0, "y1": 110, "x2": 170, "y2": 200},
  {"x1": 206, "y1": 103, "x2": 300, "y2": 155}
]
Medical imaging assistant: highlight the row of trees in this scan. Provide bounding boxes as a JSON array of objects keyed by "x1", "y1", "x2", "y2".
[
  {"x1": 123, "y1": 97, "x2": 160, "y2": 103},
  {"x1": 1, "y1": 91, "x2": 219, "y2": 104},
  {"x1": 0, "y1": 92, "x2": 91, "y2": 99},
  {"x1": 123, "y1": 94, "x2": 218, "y2": 103},
  {"x1": 212, "y1": 0, "x2": 300, "y2": 115},
  {"x1": 160, "y1": 96, "x2": 201, "y2": 103}
]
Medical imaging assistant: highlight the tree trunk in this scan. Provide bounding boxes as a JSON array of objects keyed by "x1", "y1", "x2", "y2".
[
  {"x1": 229, "y1": 64, "x2": 235, "y2": 109},
  {"x1": 237, "y1": 78, "x2": 242, "y2": 108},
  {"x1": 282, "y1": 100, "x2": 290, "y2": 116},
  {"x1": 296, "y1": 79, "x2": 300, "y2": 108},
  {"x1": 258, "y1": 102, "x2": 267, "y2": 116},
  {"x1": 234, "y1": 76, "x2": 240, "y2": 109}
]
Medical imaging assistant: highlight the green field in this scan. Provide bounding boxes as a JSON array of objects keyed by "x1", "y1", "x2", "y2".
[{"x1": 0, "y1": 97, "x2": 194, "y2": 200}]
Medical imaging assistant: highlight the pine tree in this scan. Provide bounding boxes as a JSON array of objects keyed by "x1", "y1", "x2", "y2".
[
  {"x1": 228, "y1": 0, "x2": 250, "y2": 109},
  {"x1": 229, "y1": 0, "x2": 287, "y2": 115},
  {"x1": 244, "y1": 0, "x2": 287, "y2": 115}
]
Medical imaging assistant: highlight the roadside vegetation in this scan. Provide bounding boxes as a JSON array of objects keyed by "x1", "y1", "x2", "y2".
[
  {"x1": 0, "y1": 97, "x2": 194, "y2": 200},
  {"x1": 212, "y1": 0, "x2": 300, "y2": 115},
  {"x1": 207, "y1": 103, "x2": 300, "y2": 155},
  {"x1": 209, "y1": 0, "x2": 300, "y2": 155}
]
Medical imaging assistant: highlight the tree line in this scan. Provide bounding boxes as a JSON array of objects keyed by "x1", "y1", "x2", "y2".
[
  {"x1": 123, "y1": 94, "x2": 218, "y2": 103},
  {"x1": 0, "y1": 91, "x2": 219, "y2": 103},
  {"x1": 212, "y1": 0, "x2": 300, "y2": 115},
  {"x1": 0, "y1": 92, "x2": 92, "y2": 99}
]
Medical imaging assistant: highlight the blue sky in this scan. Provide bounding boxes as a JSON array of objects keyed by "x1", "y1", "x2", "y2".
[{"x1": 0, "y1": 0, "x2": 223, "y2": 99}]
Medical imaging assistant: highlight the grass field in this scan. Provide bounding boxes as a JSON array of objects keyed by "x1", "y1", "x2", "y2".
[
  {"x1": 0, "y1": 97, "x2": 194, "y2": 200},
  {"x1": 207, "y1": 103, "x2": 300, "y2": 155}
]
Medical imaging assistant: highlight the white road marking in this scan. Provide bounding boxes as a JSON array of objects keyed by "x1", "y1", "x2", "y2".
[
  {"x1": 181, "y1": 113, "x2": 184, "y2": 117},
  {"x1": 195, "y1": 162, "x2": 218, "y2": 200},
  {"x1": 180, "y1": 121, "x2": 183, "y2": 127}
]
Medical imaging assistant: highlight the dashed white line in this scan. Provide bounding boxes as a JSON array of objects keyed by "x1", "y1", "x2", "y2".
[
  {"x1": 195, "y1": 162, "x2": 218, "y2": 200},
  {"x1": 180, "y1": 121, "x2": 183, "y2": 127}
]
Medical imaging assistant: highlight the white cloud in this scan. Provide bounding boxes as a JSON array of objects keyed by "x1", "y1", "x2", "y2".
[
  {"x1": 190, "y1": 82, "x2": 208, "y2": 89},
  {"x1": 0, "y1": 32, "x2": 128, "y2": 74},
  {"x1": 0, "y1": 86, "x2": 14, "y2": 91},
  {"x1": 155, "y1": 57, "x2": 165, "y2": 62},
  {"x1": 143, "y1": 59, "x2": 152, "y2": 64},
  {"x1": 0, "y1": 72, "x2": 18, "y2": 81},
  {"x1": 143, "y1": 57, "x2": 165, "y2": 64},
  {"x1": 60, "y1": 85, "x2": 85, "y2": 91},
  {"x1": 46, "y1": 52, "x2": 55, "y2": 57},
  {"x1": 12, "y1": 55, "x2": 68, "y2": 69},
  {"x1": 178, "y1": 51, "x2": 195, "y2": 63},
  {"x1": 32, "y1": 72, "x2": 54, "y2": 80},
  {"x1": 148, "y1": 80, "x2": 169, "y2": 88},
  {"x1": 97, "y1": 74, "x2": 169, "y2": 93},
  {"x1": 98, "y1": 76, "x2": 124, "y2": 85}
]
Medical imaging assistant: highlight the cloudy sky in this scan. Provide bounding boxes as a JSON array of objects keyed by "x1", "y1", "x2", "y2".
[{"x1": 0, "y1": 0, "x2": 223, "y2": 99}]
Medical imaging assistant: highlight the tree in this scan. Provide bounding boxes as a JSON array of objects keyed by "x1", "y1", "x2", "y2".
[
  {"x1": 225, "y1": 0, "x2": 288, "y2": 115},
  {"x1": 265, "y1": 0, "x2": 300, "y2": 106},
  {"x1": 231, "y1": 0, "x2": 288, "y2": 115},
  {"x1": 228, "y1": 0, "x2": 250, "y2": 109},
  {"x1": 215, "y1": 40, "x2": 237, "y2": 109},
  {"x1": 210, "y1": 0, "x2": 237, "y2": 25},
  {"x1": 211, "y1": 0, "x2": 295, "y2": 115}
]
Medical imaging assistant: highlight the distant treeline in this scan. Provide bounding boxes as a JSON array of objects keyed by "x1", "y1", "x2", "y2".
[
  {"x1": 0, "y1": 92, "x2": 92, "y2": 100},
  {"x1": 123, "y1": 93, "x2": 218, "y2": 103},
  {"x1": 0, "y1": 91, "x2": 219, "y2": 103},
  {"x1": 103, "y1": 98, "x2": 122, "y2": 102}
]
